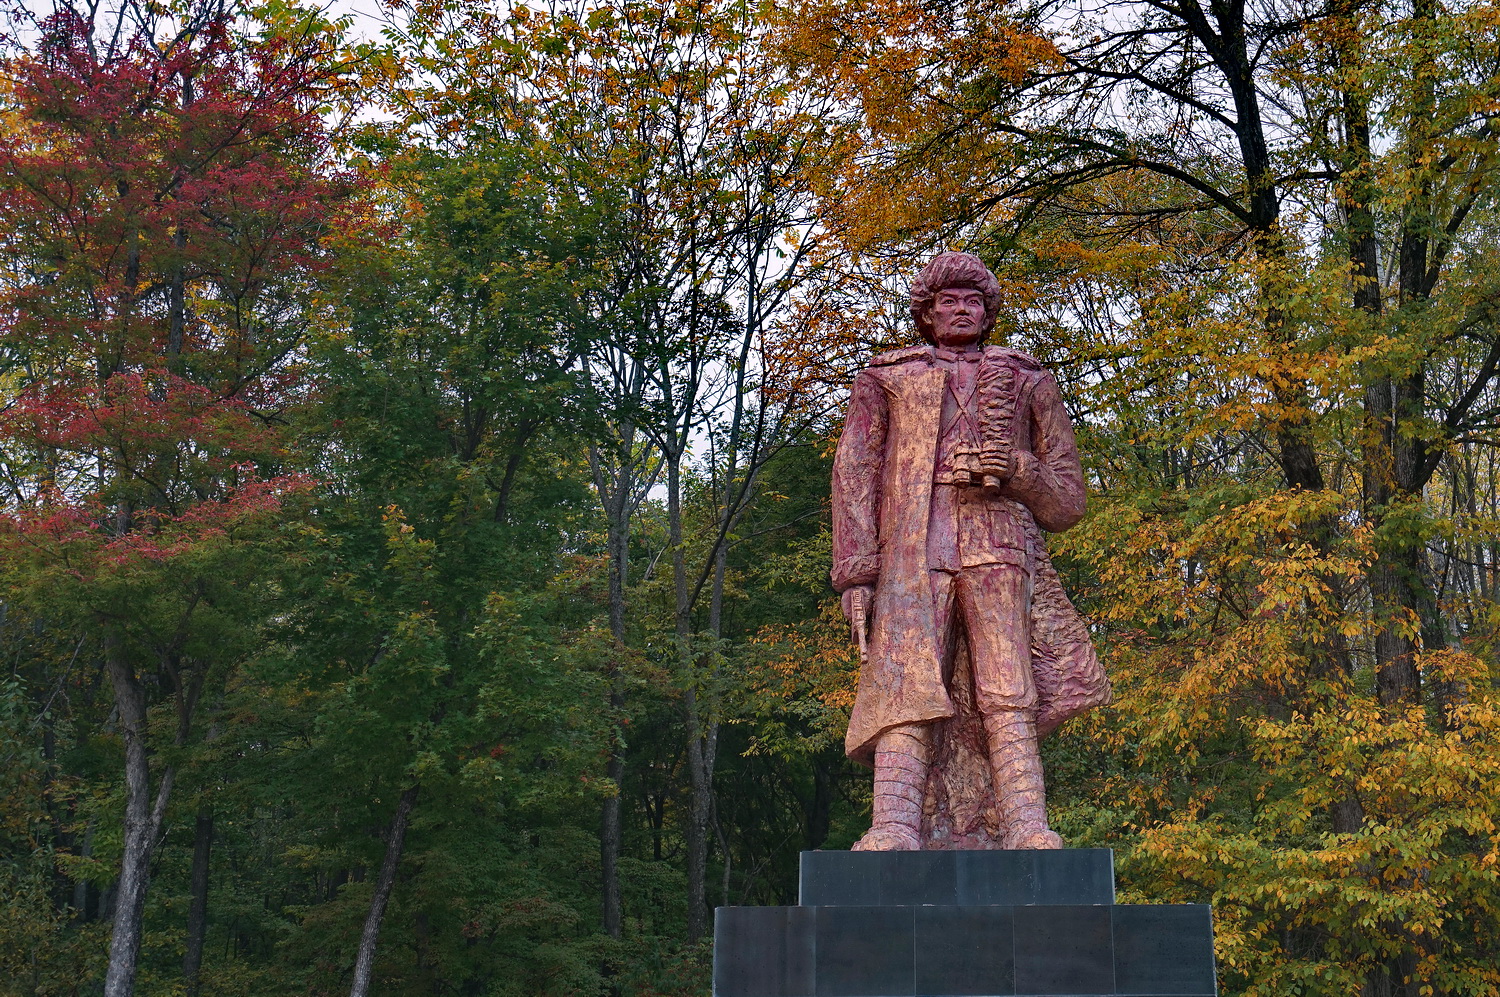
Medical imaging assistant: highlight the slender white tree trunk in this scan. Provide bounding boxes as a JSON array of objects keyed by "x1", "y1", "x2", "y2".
[
  {"x1": 349, "y1": 784, "x2": 418, "y2": 997},
  {"x1": 102, "y1": 632, "x2": 174, "y2": 997}
]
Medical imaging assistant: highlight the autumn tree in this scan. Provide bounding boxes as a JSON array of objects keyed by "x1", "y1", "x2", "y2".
[
  {"x1": 773, "y1": 0, "x2": 1500, "y2": 993},
  {"x1": 287, "y1": 121, "x2": 625, "y2": 994},
  {"x1": 384, "y1": 0, "x2": 839, "y2": 947},
  {"x1": 0, "y1": 3, "x2": 354, "y2": 994}
]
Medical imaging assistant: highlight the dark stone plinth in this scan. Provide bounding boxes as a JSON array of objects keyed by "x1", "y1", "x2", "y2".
[
  {"x1": 713, "y1": 905, "x2": 815, "y2": 997},
  {"x1": 714, "y1": 850, "x2": 1216, "y2": 997},
  {"x1": 713, "y1": 903, "x2": 1216, "y2": 997},
  {"x1": 1113, "y1": 905, "x2": 1218, "y2": 996},
  {"x1": 1013, "y1": 904, "x2": 1114, "y2": 994},
  {"x1": 799, "y1": 848, "x2": 1116, "y2": 907},
  {"x1": 914, "y1": 905, "x2": 1015, "y2": 995}
]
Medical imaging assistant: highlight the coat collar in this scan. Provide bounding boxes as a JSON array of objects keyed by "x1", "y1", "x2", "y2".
[{"x1": 866, "y1": 342, "x2": 1046, "y2": 371}]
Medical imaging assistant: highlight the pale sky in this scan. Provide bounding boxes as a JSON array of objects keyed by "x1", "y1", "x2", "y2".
[{"x1": 9, "y1": 0, "x2": 396, "y2": 44}]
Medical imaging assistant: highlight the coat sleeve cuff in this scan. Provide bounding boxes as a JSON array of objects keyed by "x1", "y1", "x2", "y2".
[
  {"x1": 1010, "y1": 450, "x2": 1041, "y2": 490},
  {"x1": 831, "y1": 555, "x2": 880, "y2": 592}
]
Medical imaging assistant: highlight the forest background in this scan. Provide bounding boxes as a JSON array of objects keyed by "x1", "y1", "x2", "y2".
[{"x1": 3, "y1": 0, "x2": 1500, "y2": 994}]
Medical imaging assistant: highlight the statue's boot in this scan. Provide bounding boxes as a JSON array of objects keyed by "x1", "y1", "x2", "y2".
[
  {"x1": 984, "y1": 710, "x2": 1063, "y2": 850},
  {"x1": 852, "y1": 724, "x2": 929, "y2": 851}
]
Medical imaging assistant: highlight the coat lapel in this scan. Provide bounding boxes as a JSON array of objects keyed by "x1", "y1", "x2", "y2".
[{"x1": 845, "y1": 359, "x2": 955, "y2": 763}]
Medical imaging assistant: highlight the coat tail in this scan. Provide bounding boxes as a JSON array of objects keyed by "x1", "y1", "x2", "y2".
[{"x1": 1028, "y1": 546, "x2": 1110, "y2": 737}]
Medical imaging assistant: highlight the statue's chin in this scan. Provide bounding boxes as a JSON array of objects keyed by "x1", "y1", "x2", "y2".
[{"x1": 934, "y1": 330, "x2": 980, "y2": 348}]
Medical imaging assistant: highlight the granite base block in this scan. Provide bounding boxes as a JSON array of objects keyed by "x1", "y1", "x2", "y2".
[
  {"x1": 713, "y1": 903, "x2": 1215, "y2": 997},
  {"x1": 798, "y1": 849, "x2": 1116, "y2": 907},
  {"x1": 716, "y1": 850, "x2": 1216, "y2": 997}
]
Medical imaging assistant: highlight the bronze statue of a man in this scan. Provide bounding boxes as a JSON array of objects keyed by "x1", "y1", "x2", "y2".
[{"x1": 832, "y1": 251, "x2": 1108, "y2": 851}]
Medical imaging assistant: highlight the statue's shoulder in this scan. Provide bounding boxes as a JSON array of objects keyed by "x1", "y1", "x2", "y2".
[
  {"x1": 869, "y1": 344, "x2": 932, "y2": 368},
  {"x1": 867, "y1": 344, "x2": 932, "y2": 369},
  {"x1": 982, "y1": 345, "x2": 1046, "y2": 372}
]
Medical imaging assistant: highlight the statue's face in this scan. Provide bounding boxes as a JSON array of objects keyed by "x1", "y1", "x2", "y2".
[{"x1": 928, "y1": 288, "x2": 986, "y2": 348}]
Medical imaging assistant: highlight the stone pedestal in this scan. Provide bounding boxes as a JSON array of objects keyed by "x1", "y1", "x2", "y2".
[{"x1": 713, "y1": 850, "x2": 1216, "y2": 997}]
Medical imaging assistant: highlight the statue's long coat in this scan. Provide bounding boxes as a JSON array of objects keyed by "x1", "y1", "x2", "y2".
[{"x1": 831, "y1": 344, "x2": 1110, "y2": 765}]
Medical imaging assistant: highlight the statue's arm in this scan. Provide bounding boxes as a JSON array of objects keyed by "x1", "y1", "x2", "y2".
[
  {"x1": 831, "y1": 370, "x2": 888, "y2": 592},
  {"x1": 1007, "y1": 371, "x2": 1086, "y2": 533}
]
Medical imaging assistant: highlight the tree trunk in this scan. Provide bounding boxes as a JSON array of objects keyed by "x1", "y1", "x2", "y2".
[
  {"x1": 804, "y1": 754, "x2": 834, "y2": 851},
  {"x1": 1337, "y1": 14, "x2": 1425, "y2": 707},
  {"x1": 590, "y1": 426, "x2": 645, "y2": 944},
  {"x1": 665, "y1": 450, "x2": 711, "y2": 944},
  {"x1": 1367, "y1": 368, "x2": 1434, "y2": 707},
  {"x1": 1337, "y1": 13, "x2": 1435, "y2": 991},
  {"x1": 680, "y1": 562, "x2": 724, "y2": 943},
  {"x1": 601, "y1": 479, "x2": 629, "y2": 941},
  {"x1": 1366, "y1": 0, "x2": 1443, "y2": 710},
  {"x1": 1204, "y1": 5, "x2": 1325, "y2": 499},
  {"x1": 349, "y1": 784, "x2": 418, "y2": 997},
  {"x1": 183, "y1": 808, "x2": 213, "y2": 997},
  {"x1": 684, "y1": 688, "x2": 713, "y2": 943},
  {"x1": 601, "y1": 749, "x2": 624, "y2": 938},
  {"x1": 73, "y1": 819, "x2": 95, "y2": 919},
  {"x1": 102, "y1": 631, "x2": 174, "y2": 997},
  {"x1": 705, "y1": 529, "x2": 732, "y2": 910}
]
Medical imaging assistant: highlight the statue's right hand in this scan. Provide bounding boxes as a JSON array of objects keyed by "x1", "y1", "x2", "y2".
[
  {"x1": 842, "y1": 585, "x2": 874, "y2": 645},
  {"x1": 978, "y1": 445, "x2": 1014, "y2": 483}
]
